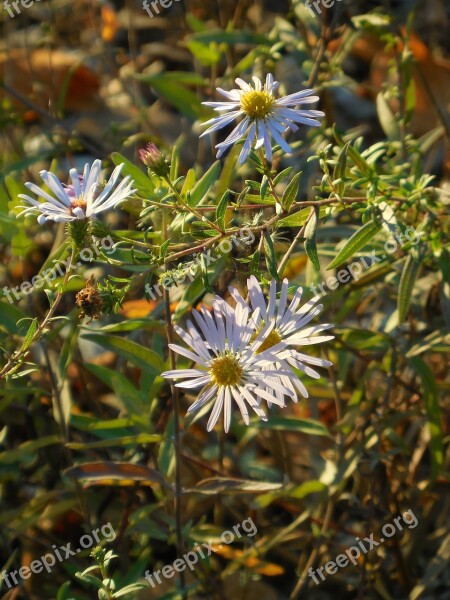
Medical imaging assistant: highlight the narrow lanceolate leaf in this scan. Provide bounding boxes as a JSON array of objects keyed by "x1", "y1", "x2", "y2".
[
  {"x1": 347, "y1": 143, "x2": 374, "y2": 178},
  {"x1": 304, "y1": 207, "x2": 320, "y2": 272},
  {"x1": 376, "y1": 92, "x2": 401, "y2": 140},
  {"x1": 260, "y1": 175, "x2": 269, "y2": 200},
  {"x1": 215, "y1": 191, "x2": 229, "y2": 231},
  {"x1": 159, "y1": 239, "x2": 170, "y2": 260},
  {"x1": 82, "y1": 334, "x2": 164, "y2": 373},
  {"x1": 64, "y1": 462, "x2": 171, "y2": 489},
  {"x1": 263, "y1": 231, "x2": 279, "y2": 281},
  {"x1": 18, "y1": 318, "x2": 38, "y2": 353},
  {"x1": 409, "y1": 357, "x2": 443, "y2": 480},
  {"x1": 186, "y1": 477, "x2": 283, "y2": 495},
  {"x1": 254, "y1": 416, "x2": 331, "y2": 437},
  {"x1": 333, "y1": 142, "x2": 349, "y2": 197},
  {"x1": 398, "y1": 254, "x2": 421, "y2": 324},
  {"x1": 281, "y1": 171, "x2": 302, "y2": 211},
  {"x1": 188, "y1": 160, "x2": 221, "y2": 206},
  {"x1": 273, "y1": 166, "x2": 294, "y2": 186},
  {"x1": 111, "y1": 152, "x2": 154, "y2": 197},
  {"x1": 278, "y1": 207, "x2": 328, "y2": 228},
  {"x1": 327, "y1": 220, "x2": 381, "y2": 270},
  {"x1": 439, "y1": 249, "x2": 450, "y2": 332}
]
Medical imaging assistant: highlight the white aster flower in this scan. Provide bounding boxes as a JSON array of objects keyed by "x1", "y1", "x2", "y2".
[
  {"x1": 161, "y1": 297, "x2": 297, "y2": 432},
  {"x1": 229, "y1": 276, "x2": 334, "y2": 401},
  {"x1": 18, "y1": 159, "x2": 136, "y2": 224},
  {"x1": 201, "y1": 74, "x2": 324, "y2": 164}
]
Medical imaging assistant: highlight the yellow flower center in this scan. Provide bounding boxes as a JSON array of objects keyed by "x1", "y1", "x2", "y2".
[
  {"x1": 253, "y1": 329, "x2": 282, "y2": 354},
  {"x1": 70, "y1": 199, "x2": 87, "y2": 213},
  {"x1": 240, "y1": 90, "x2": 275, "y2": 120},
  {"x1": 209, "y1": 354, "x2": 243, "y2": 387}
]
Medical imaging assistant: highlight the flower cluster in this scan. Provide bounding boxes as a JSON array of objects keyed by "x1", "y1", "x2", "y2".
[{"x1": 162, "y1": 277, "x2": 333, "y2": 432}]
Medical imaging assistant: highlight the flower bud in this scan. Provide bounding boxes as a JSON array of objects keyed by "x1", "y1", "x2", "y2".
[{"x1": 139, "y1": 143, "x2": 170, "y2": 177}]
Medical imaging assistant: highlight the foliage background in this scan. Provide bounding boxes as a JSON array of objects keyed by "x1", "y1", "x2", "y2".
[{"x1": 0, "y1": 0, "x2": 449, "y2": 598}]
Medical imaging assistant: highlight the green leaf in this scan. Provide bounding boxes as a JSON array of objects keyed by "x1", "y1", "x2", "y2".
[
  {"x1": 18, "y1": 318, "x2": 38, "y2": 353},
  {"x1": 59, "y1": 323, "x2": 80, "y2": 377},
  {"x1": 338, "y1": 328, "x2": 390, "y2": 352},
  {"x1": 333, "y1": 142, "x2": 349, "y2": 197},
  {"x1": 260, "y1": 175, "x2": 269, "y2": 201},
  {"x1": 304, "y1": 207, "x2": 320, "y2": 271},
  {"x1": 82, "y1": 334, "x2": 164, "y2": 373},
  {"x1": 186, "y1": 477, "x2": 283, "y2": 495},
  {"x1": 56, "y1": 582, "x2": 72, "y2": 600},
  {"x1": 66, "y1": 434, "x2": 161, "y2": 450},
  {"x1": 188, "y1": 161, "x2": 221, "y2": 207},
  {"x1": 95, "y1": 319, "x2": 164, "y2": 334},
  {"x1": 281, "y1": 172, "x2": 302, "y2": 211},
  {"x1": 145, "y1": 80, "x2": 208, "y2": 120},
  {"x1": 398, "y1": 254, "x2": 421, "y2": 324},
  {"x1": 347, "y1": 143, "x2": 374, "y2": 178},
  {"x1": 186, "y1": 40, "x2": 222, "y2": 67},
  {"x1": 85, "y1": 363, "x2": 146, "y2": 416},
  {"x1": 439, "y1": 249, "x2": 450, "y2": 332},
  {"x1": 0, "y1": 302, "x2": 27, "y2": 334},
  {"x1": 263, "y1": 231, "x2": 279, "y2": 281},
  {"x1": 179, "y1": 169, "x2": 196, "y2": 205},
  {"x1": 289, "y1": 480, "x2": 327, "y2": 499},
  {"x1": 133, "y1": 71, "x2": 208, "y2": 86},
  {"x1": 0, "y1": 435, "x2": 61, "y2": 465},
  {"x1": 409, "y1": 357, "x2": 443, "y2": 480},
  {"x1": 188, "y1": 29, "x2": 269, "y2": 45},
  {"x1": 75, "y1": 573, "x2": 103, "y2": 589},
  {"x1": 327, "y1": 220, "x2": 382, "y2": 270},
  {"x1": 170, "y1": 143, "x2": 180, "y2": 181},
  {"x1": 111, "y1": 152, "x2": 154, "y2": 197},
  {"x1": 215, "y1": 191, "x2": 228, "y2": 231},
  {"x1": 253, "y1": 417, "x2": 331, "y2": 437},
  {"x1": 113, "y1": 584, "x2": 148, "y2": 598},
  {"x1": 376, "y1": 92, "x2": 401, "y2": 140},
  {"x1": 278, "y1": 206, "x2": 329, "y2": 228},
  {"x1": 273, "y1": 167, "x2": 294, "y2": 186}
]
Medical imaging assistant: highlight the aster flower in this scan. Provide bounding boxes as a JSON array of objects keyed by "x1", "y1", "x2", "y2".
[
  {"x1": 162, "y1": 297, "x2": 297, "y2": 432},
  {"x1": 201, "y1": 74, "x2": 324, "y2": 164},
  {"x1": 18, "y1": 160, "x2": 136, "y2": 224},
  {"x1": 229, "y1": 276, "x2": 334, "y2": 401}
]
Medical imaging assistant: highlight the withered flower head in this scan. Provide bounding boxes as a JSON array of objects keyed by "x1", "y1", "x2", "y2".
[{"x1": 76, "y1": 276, "x2": 104, "y2": 322}]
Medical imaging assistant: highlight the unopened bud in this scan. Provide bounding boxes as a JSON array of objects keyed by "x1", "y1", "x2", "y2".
[{"x1": 138, "y1": 143, "x2": 170, "y2": 177}]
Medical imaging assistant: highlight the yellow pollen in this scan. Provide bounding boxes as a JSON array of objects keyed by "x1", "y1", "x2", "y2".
[
  {"x1": 70, "y1": 199, "x2": 87, "y2": 212},
  {"x1": 209, "y1": 354, "x2": 243, "y2": 387},
  {"x1": 240, "y1": 90, "x2": 275, "y2": 120},
  {"x1": 253, "y1": 329, "x2": 282, "y2": 354}
]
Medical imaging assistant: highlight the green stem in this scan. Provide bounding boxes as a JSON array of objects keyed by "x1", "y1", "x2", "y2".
[
  {"x1": 0, "y1": 247, "x2": 77, "y2": 379},
  {"x1": 163, "y1": 176, "x2": 224, "y2": 234},
  {"x1": 161, "y1": 209, "x2": 187, "y2": 600}
]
